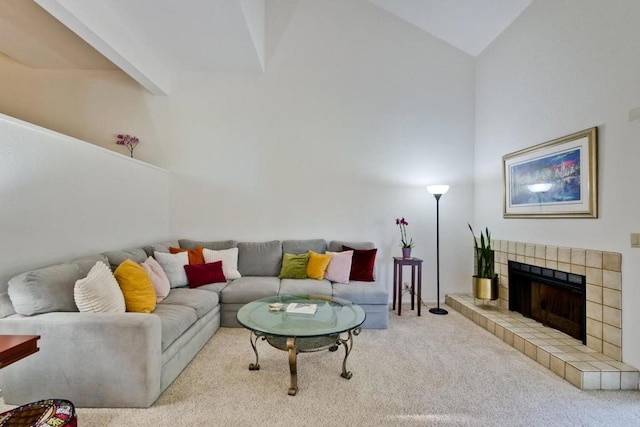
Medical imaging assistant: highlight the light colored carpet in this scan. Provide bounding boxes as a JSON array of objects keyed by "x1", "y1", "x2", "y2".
[{"x1": 4, "y1": 304, "x2": 640, "y2": 426}]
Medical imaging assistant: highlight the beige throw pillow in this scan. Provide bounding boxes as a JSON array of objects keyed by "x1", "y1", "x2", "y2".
[
  {"x1": 203, "y1": 248, "x2": 241, "y2": 279},
  {"x1": 74, "y1": 261, "x2": 126, "y2": 313}
]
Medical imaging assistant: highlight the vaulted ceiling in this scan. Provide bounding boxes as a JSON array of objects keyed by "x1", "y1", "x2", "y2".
[{"x1": 0, "y1": 0, "x2": 531, "y2": 95}]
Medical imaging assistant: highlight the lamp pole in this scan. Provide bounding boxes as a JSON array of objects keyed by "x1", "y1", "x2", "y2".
[{"x1": 427, "y1": 185, "x2": 449, "y2": 315}]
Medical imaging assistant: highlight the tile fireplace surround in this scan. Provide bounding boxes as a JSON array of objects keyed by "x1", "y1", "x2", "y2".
[{"x1": 447, "y1": 239, "x2": 639, "y2": 391}]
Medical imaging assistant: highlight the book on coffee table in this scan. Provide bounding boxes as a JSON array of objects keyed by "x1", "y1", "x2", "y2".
[{"x1": 286, "y1": 303, "x2": 317, "y2": 314}]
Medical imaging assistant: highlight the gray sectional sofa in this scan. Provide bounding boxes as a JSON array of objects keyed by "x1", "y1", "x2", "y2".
[{"x1": 0, "y1": 238, "x2": 388, "y2": 408}]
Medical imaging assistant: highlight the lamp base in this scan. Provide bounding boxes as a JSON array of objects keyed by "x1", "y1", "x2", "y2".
[{"x1": 429, "y1": 307, "x2": 448, "y2": 315}]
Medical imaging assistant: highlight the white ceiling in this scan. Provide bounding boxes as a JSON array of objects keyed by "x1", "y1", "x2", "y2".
[
  {"x1": 102, "y1": 0, "x2": 266, "y2": 72},
  {"x1": 370, "y1": 0, "x2": 532, "y2": 57},
  {"x1": 0, "y1": 0, "x2": 532, "y2": 94}
]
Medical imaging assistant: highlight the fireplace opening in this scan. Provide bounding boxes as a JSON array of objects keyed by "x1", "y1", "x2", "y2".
[{"x1": 508, "y1": 261, "x2": 586, "y2": 344}]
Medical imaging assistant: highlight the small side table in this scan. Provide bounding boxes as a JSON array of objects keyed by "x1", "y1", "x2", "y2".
[
  {"x1": 0, "y1": 335, "x2": 40, "y2": 369},
  {"x1": 392, "y1": 257, "x2": 423, "y2": 316}
]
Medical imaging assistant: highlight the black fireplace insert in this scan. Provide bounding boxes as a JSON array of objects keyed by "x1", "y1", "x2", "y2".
[{"x1": 508, "y1": 261, "x2": 586, "y2": 344}]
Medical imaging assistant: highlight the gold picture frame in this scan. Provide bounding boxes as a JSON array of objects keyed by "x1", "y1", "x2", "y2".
[{"x1": 503, "y1": 127, "x2": 598, "y2": 218}]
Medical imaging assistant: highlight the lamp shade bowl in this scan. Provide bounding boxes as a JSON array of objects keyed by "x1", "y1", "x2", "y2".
[{"x1": 427, "y1": 185, "x2": 450, "y2": 196}]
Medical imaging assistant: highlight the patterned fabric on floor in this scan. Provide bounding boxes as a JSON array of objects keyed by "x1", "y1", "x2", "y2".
[{"x1": 0, "y1": 399, "x2": 77, "y2": 426}]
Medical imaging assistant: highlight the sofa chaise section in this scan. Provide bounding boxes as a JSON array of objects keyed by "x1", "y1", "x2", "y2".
[
  {"x1": 0, "y1": 311, "x2": 163, "y2": 407},
  {"x1": 0, "y1": 245, "x2": 222, "y2": 408}
]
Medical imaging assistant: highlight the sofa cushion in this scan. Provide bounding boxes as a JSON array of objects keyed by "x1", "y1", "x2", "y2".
[
  {"x1": 8, "y1": 263, "x2": 83, "y2": 316},
  {"x1": 279, "y1": 278, "x2": 332, "y2": 297},
  {"x1": 2, "y1": 254, "x2": 109, "y2": 318},
  {"x1": 279, "y1": 253, "x2": 309, "y2": 279},
  {"x1": 141, "y1": 256, "x2": 171, "y2": 302},
  {"x1": 202, "y1": 248, "x2": 241, "y2": 280},
  {"x1": 220, "y1": 277, "x2": 280, "y2": 304},
  {"x1": 74, "y1": 261, "x2": 126, "y2": 313},
  {"x1": 158, "y1": 288, "x2": 219, "y2": 319},
  {"x1": 328, "y1": 241, "x2": 375, "y2": 252},
  {"x1": 141, "y1": 240, "x2": 180, "y2": 257},
  {"x1": 152, "y1": 304, "x2": 198, "y2": 351},
  {"x1": 154, "y1": 251, "x2": 189, "y2": 288},
  {"x1": 343, "y1": 246, "x2": 377, "y2": 282},
  {"x1": 70, "y1": 254, "x2": 112, "y2": 276},
  {"x1": 325, "y1": 251, "x2": 353, "y2": 284},
  {"x1": 184, "y1": 262, "x2": 226, "y2": 288},
  {"x1": 0, "y1": 290, "x2": 15, "y2": 319},
  {"x1": 170, "y1": 246, "x2": 205, "y2": 265},
  {"x1": 103, "y1": 247, "x2": 148, "y2": 271},
  {"x1": 237, "y1": 241, "x2": 282, "y2": 277},
  {"x1": 282, "y1": 239, "x2": 327, "y2": 255},
  {"x1": 179, "y1": 239, "x2": 238, "y2": 251},
  {"x1": 114, "y1": 260, "x2": 157, "y2": 313},
  {"x1": 332, "y1": 280, "x2": 388, "y2": 305},
  {"x1": 307, "y1": 251, "x2": 332, "y2": 280},
  {"x1": 191, "y1": 281, "x2": 229, "y2": 294}
]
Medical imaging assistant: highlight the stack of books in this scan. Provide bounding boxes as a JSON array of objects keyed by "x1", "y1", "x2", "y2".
[{"x1": 285, "y1": 303, "x2": 317, "y2": 314}]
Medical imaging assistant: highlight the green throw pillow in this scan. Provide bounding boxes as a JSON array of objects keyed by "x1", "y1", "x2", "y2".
[{"x1": 279, "y1": 253, "x2": 309, "y2": 279}]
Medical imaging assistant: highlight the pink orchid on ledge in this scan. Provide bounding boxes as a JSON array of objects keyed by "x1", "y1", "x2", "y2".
[
  {"x1": 116, "y1": 134, "x2": 140, "y2": 158},
  {"x1": 395, "y1": 217, "x2": 414, "y2": 248}
]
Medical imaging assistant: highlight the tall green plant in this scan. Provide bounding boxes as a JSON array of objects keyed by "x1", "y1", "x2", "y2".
[{"x1": 468, "y1": 224, "x2": 496, "y2": 279}]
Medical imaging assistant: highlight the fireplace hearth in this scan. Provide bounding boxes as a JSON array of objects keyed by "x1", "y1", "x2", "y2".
[
  {"x1": 508, "y1": 261, "x2": 586, "y2": 344},
  {"x1": 483, "y1": 239, "x2": 623, "y2": 363}
]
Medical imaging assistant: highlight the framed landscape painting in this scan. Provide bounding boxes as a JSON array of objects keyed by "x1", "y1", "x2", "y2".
[{"x1": 503, "y1": 127, "x2": 598, "y2": 218}]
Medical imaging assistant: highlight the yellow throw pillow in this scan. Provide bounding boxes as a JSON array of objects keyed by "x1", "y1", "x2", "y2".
[
  {"x1": 306, "y1": 250, "x2": 333, "y2": 280},
  {"x1": 114, "y1": 259, "x2": 157, "y2": 313}
]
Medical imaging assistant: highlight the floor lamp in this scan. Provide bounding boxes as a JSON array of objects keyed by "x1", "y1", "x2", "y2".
[{"x1": 427, "y1": 185, "x2": 449, "y2": 315}]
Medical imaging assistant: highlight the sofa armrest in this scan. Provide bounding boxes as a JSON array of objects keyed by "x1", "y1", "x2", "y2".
[{"x1": 0, "y1": 312, "x2": 162, "y2": 408}]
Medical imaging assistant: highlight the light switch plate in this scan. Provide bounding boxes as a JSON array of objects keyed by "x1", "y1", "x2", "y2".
[
  {"x1": 631, "y1": 233, "x2": 640, "y2": 248},
  {"x1": 629, "y1": 106, "x2": 640, "y2": 122}
]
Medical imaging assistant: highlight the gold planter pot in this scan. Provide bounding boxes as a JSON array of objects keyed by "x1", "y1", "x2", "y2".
[{"x1": 472, "y1": 276, "x2": 499, "y2": 300}]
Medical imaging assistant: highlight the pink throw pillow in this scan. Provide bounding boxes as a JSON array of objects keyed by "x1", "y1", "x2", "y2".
[
  {"x1": 141, "y1": 256, "x2": 171, "y2": 302},
  {"x1": 324, "y1": 251, "x2": 353, "y2": 284}
]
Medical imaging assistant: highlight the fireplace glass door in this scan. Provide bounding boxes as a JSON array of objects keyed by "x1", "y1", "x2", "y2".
[
  {"x1": 508, "y1": 261, "x2": 586, "y2": 343},
  {"x1": 530, "y1": 281, "x2": 583, "y2": 341}
]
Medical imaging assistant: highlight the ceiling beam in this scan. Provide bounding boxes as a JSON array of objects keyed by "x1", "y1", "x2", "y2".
[{"x1": 239, "y1": 0, "x2": 265, "y2": 72}]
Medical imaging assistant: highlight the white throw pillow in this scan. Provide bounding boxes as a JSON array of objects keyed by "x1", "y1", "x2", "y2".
[
  {"x1": 74, "y1": 261, "x2": 126, "y2": 313},
  {"x1": 154, "y1": 251, "x2": 189, "y2": 288},
  {"x1": 325, "y1": 250, "x2": 353, "y2": 284},
  {"x1": 141, "y1": 256, "x2": 171, "y2": 302},
  {"x1": 203, "y1": 247, "x2": 241, "y2": 280}
]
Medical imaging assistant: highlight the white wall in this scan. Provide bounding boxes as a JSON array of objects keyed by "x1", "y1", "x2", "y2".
[
  {"x1": 475, "y1": 0, "x2": 640, "y2": 367},
  {"x1": 0, "y1": 0, "x2": 475, "y2": 303},
  {"x1": 0, "y1": 54, "x2": 171, "y2": 168},
  {"x1": 167, "y1": 0, "x2": 476, "y2": 300},
  {"x1": 0, "y1": 113, "x2": 170, "y2": 287}
]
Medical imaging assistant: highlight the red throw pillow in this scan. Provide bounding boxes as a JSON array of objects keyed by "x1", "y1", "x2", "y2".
[
  {"x1": 170, "y1": 246, "x2": 205, "y2": 265},
  {"x1": 342, "y1": 246, "x2": 377, "y2": 282},
  {"x1": 184, "y1": 261, "x2": 227, "y2": 288}
]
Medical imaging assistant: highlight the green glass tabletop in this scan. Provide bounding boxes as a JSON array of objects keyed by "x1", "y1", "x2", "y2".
[{"x1": 236, "y1": 295, "x2": 365, "y2": 338}]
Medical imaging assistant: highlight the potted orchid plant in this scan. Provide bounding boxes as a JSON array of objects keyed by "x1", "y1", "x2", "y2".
[
  {"x1": 395, "y1": 217, "x2": 414, "y2": 258},
  {"x1": 116, "y1": 134, "x2": 140, "y2": 158}
]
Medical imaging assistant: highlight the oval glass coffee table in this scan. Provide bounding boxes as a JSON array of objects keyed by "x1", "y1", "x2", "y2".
[{"x1": 237, "y1": 294, "x2": 366, "y2": 396}]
